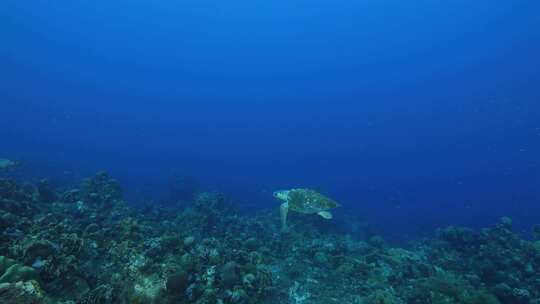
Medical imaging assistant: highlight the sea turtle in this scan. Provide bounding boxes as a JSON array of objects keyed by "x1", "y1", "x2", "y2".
[
  {"x1": 0, "y1": 158, "x2": 19, "y2": 171},
  {"x1": 273, "y1": 188, "x2": 340, "y2": 231}
]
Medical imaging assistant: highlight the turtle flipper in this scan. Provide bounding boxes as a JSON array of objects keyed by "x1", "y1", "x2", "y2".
[
  {"x1": 280, "y1": 202, "x2": 289, "y2": 231},
  {"x1": 317, "y1": 211, "x2": 333, "y2": 219}
]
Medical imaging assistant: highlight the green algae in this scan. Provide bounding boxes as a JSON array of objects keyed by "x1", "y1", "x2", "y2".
[{"x1": 0, "y1": 264, "x2": 39, "y2": 284}]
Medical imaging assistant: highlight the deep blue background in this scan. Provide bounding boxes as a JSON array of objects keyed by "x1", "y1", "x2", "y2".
[{"x1": 2, "y1": 0, "x2": 540, "y2": 240}]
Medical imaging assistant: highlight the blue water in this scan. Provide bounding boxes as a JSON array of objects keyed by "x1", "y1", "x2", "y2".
[{"x1": 2, "y1": 0, "x2": 540, "y2": 240}]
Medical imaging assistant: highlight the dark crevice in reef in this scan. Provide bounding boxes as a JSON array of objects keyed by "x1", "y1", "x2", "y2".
[{"x1": 0, "y1": 172, "x2": 540, "y2": 303}]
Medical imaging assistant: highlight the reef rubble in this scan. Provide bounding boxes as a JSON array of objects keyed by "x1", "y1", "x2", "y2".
[{"x1": 0, "y1": 172, "x2": 539, "y2": 303}]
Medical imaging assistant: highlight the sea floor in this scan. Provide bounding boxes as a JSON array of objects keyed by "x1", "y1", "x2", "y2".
[{"x1": 1, "y1": 172, "x2": 539, "y2": 304}]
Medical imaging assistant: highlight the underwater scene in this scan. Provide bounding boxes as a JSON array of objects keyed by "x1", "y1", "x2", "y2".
[{"x1": 1, "y1": 0, "x2": 540, "y2": 303}]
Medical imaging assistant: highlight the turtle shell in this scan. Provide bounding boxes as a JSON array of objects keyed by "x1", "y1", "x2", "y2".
[{"x1": 287, "y1": 188, "x2": 339, "y2": 213}]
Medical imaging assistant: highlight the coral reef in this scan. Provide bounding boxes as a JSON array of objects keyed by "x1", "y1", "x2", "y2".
[
  {"x1": 0, "y1": 173, "x2": 539, "y2": 303},
  {"x1": 0, "y1": 159, "x2": 18, "y2": 171}
]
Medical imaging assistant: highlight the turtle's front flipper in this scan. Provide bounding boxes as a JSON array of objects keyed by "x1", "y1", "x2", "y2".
[
  {"x1": 280, "y1": 202, "x2": 289, "y2": 231},
  {"x1": 317, "y1": 211, "x2": 333, "y2": 219}
]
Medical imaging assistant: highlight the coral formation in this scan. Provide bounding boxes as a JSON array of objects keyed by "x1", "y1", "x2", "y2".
[
  {"x1": 0, "y1": 173, "x2": 539, "y2": 303},
  {"x1": 0, "y1": 159, "x2": 18, "y2": 171}
]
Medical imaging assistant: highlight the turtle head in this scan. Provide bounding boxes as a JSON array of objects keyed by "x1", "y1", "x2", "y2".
[{"x1": 273, "y1": 190, "x2": 290, "y2": 201}]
